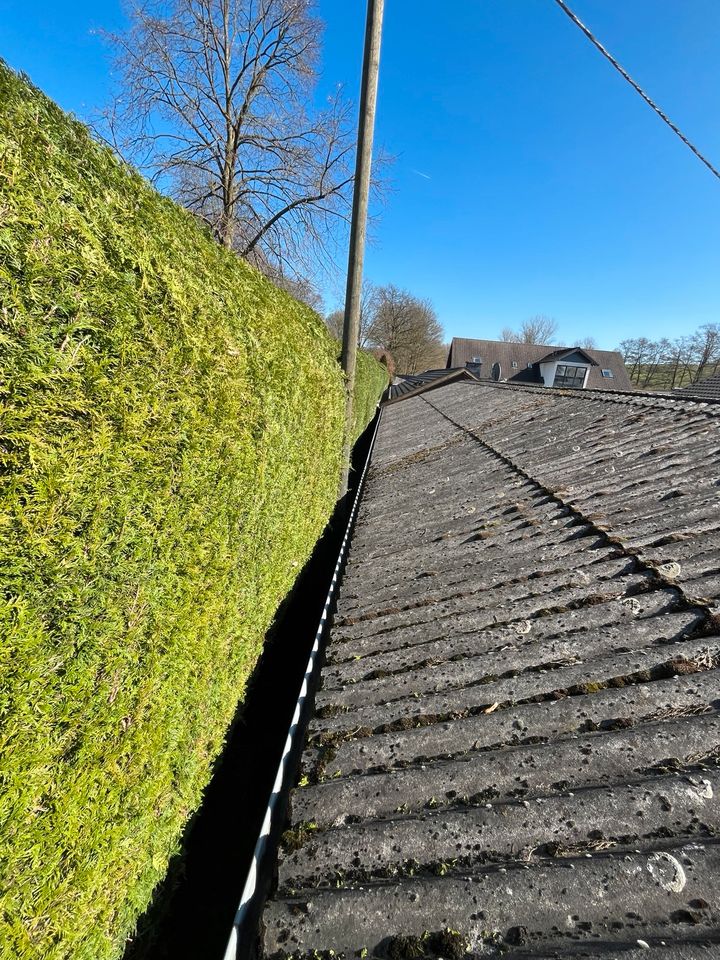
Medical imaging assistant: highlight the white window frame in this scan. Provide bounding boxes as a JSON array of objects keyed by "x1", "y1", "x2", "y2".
[{"x1": 553, "y1": 363, "x2": 589, "y2": 389}]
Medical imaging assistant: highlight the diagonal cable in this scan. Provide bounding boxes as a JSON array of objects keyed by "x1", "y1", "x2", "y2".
[{"x1": 552, "y1": 0, "x2": 720, "y2": 181}]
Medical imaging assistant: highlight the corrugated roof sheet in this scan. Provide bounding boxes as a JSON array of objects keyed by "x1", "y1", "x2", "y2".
[
  {"x1": 447, "y1": 338, "x2": 633, "y2": 391},
  {"x1": 261, "y1": 380, "x2": 720, "y2": 958}
]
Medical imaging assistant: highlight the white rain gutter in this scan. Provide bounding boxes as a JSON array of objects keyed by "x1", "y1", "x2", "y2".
[{"x1": 223, "y1": 405, "x2": 383, "y2": 960}]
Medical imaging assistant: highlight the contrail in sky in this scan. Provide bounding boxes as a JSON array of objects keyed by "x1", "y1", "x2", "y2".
[{"x1": 411, "y1": 169, "x2": 431, "y2": 180}]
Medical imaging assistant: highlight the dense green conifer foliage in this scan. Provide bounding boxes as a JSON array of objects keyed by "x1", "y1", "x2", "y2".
[{"x1": 0, "y1": 62, "x2": 386, "y2": 959}]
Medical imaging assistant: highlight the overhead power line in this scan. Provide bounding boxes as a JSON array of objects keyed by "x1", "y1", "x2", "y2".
[{"x1": 552, "y1": 0, "x2": 720, "y2": 182}]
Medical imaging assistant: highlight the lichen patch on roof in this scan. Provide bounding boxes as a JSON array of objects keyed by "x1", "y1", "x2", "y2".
[{"x1": 261, "y1": 381, "x2": 720, "y2": 959}]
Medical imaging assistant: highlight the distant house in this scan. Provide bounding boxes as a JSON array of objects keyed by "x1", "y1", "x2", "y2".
[{"x1": 446, "y1": 337, "x2": 632, "y2": 391}]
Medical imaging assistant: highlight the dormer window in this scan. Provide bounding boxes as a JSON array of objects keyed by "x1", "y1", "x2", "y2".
[
  {"x1": 471, "y1": 356, "x2": 482, "y2": 363},
  {"x1": 553, "y1": 364, "x2": 588, "y2": 389},
  {"x1": 511, "y1": 360, "x2": 518, "y2": 368}
]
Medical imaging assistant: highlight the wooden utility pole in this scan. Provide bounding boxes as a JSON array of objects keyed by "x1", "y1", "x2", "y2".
[{"x1": 339, "y1": 0, "x2": 385, "y2": 498}]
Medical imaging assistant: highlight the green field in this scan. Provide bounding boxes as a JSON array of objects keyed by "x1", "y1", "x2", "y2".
[{"x1": 627, "y1": 364, "x2": 706, "y2": 391}]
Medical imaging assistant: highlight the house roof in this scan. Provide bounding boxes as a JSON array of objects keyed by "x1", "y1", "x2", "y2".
[
  {"x1": 677, "y1": 372, "x2": 720, "y2": 402},
  {"x1": 447, "y1": 337, "x2": 632, "y2": 391},
  {"x1": 387, "y1": 367, "x2": 479, "y2": 403},
  {"x1": 261, "y1": 379, "x2": 720, "y2": 958},
  {"x1": 536, "y1": 347, "x2": 598, "y2": 366}
]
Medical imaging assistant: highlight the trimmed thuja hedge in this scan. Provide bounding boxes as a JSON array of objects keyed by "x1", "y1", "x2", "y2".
[{"x1": 0, "y1": 63, "x2": 387, "y2": 960}]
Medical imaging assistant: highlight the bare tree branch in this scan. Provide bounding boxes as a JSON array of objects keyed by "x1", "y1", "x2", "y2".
[
  {"x1": 96, "y1": 0, "x2": 363, "y2": 281},
  {"x1": 500, "y1": 315, "x2": 559, "y2": 344}
]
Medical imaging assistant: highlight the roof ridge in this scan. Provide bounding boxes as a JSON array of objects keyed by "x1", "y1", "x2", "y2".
[
  {"x1": 462, "y1": 377, "x2": 720, "y2": 414},
  {"x1": 449, "y1": 335, "x2": 624, "y2": 356}
]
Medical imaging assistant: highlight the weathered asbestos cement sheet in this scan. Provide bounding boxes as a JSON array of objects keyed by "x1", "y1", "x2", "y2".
[{"x1": 261, "y1": 382, "x2": 720, "y2": 959}]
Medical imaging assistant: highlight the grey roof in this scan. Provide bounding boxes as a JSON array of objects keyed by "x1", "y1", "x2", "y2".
[
  {"x1": 447, "y1": 337, "x2": 633, "y2": 391},
  {"x1": 678, "y1": 372, "x2": 720, "y2": 401},
  {"x1": 388, "y1": 367, "x2": 479, "y2": 402},
  {"x1": 261, "y1": 380, "x2": 720, "y2": 958}
]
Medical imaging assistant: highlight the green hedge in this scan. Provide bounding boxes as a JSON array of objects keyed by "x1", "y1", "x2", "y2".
[
  {"x1": 350, "y1": 347, "x2": 390, "y2": 440},
  {"x1": 0, "y1": 63, "x2": 386, "y2": 960}
]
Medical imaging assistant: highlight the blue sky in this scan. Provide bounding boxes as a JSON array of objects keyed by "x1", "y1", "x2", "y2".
[{"x1": 2, "y1": 0, "x2": 719, "y2": 348}]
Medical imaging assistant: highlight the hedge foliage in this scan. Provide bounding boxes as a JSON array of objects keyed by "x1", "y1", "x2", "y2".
[
  {"x1": 349, "y1": 347, "x2": 390, "y2": 441},
  {"x1": 0, "y1": 63, "x2": 387, "y2": 960}
]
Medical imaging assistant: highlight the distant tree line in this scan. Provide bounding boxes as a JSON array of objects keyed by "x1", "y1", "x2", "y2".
[
  {"x1": 618, "y1": 323, "x2": 720, "y2": 389},
  {"x1": 327, "y1": 284, "x2": 446, "y2": 375}
]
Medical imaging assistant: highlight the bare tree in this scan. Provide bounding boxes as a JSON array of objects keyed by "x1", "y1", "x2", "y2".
[
  {"x1": 663, "y1": 336, "x2": 693, "y2": 389},
  {"x1": 617, "y1": 338, "x2": 638, "y2": 383},
  {"x1": 640, "y1": 338, "x2": 667, "y2": 388},
  {"x1": 619, "y1": 337, "x2": 656, "y2": 385},
  {"x1": 272, "y1": 272, "x2": 324, "y2": 311},
  {"x1": 365, "y1": 285, "x2": 444, "y2": 374},
  {"x1": 575, "y1": 336, "x2": 598, "y2": 350},
  {"x1": 325, "y1": 310, "x2": 344, "y2": 341},
  {"x1": 692, "y1": 323, "x2": 720, "y2": 384},
  {"x1": 500, "y1": 315, "x2": 559, "y2": 344},
  {"x1": 99, "y1": 0, "x2": 356, "y2": 279},
  {"x1": 326, "y1": 281, "x2": 377, "y2": 346}
]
